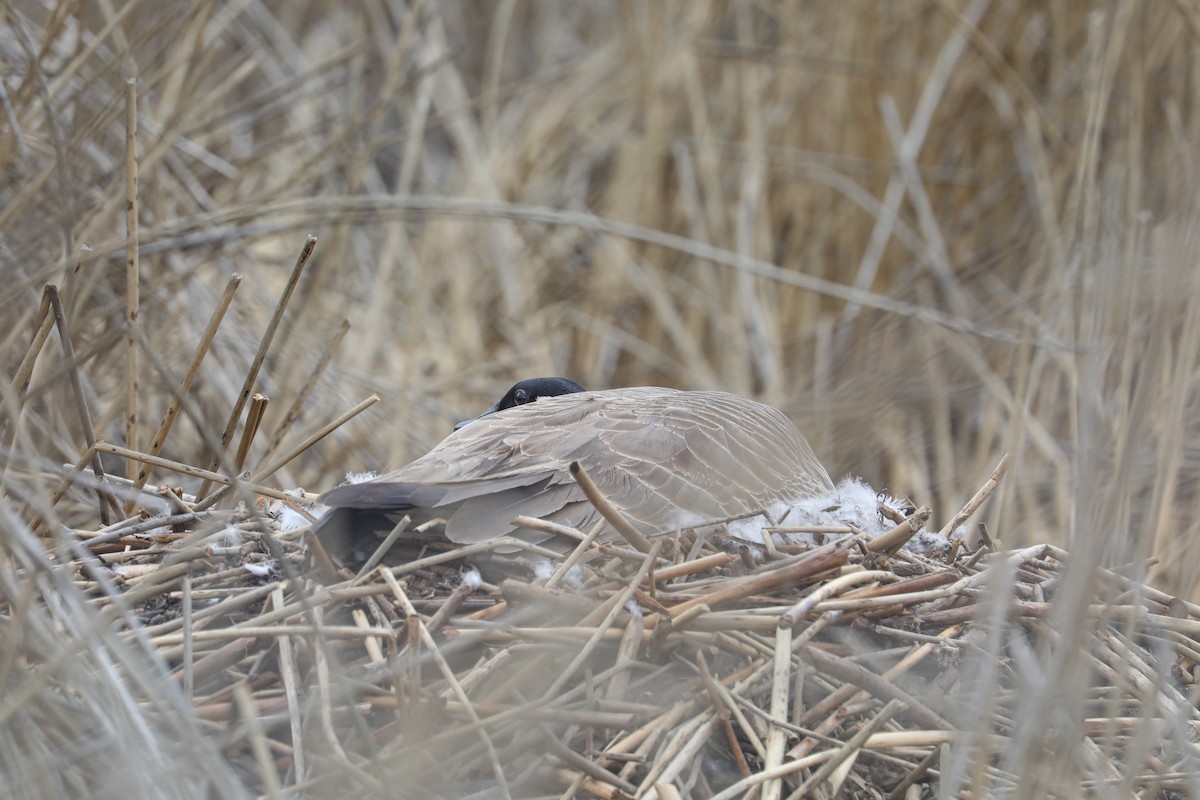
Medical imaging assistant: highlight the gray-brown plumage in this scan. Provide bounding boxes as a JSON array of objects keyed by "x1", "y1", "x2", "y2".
[{"x1": 315, "y1": 380, "x2": 832, "y2": 557}]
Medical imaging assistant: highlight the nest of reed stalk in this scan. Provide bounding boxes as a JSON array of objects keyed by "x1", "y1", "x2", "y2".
[
  {"x1": 4, "y1": 240, "x2": 1200, "y2": 800},
  {"x1": 12, "y1": 451, "x2": 1200, "y2": 799}
]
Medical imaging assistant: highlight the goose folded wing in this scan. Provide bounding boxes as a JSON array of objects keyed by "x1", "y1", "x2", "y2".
[{"x1": 318, "y1": 470, "x2": 559, "y2": 511}]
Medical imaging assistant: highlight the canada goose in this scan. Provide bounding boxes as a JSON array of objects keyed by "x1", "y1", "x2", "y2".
[{"x1": 315, "y1": 378, "x2": 833, "y2": 557}]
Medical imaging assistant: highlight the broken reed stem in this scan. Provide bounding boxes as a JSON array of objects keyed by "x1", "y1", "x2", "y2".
[
  {"x1": 271, "y1": 585, "x2": 306, "y2": 779},
  {"x1": 696, "y1": 652, "x2": 751, "y2": 778},
  {"x1": 667, "y1": 539, "x2": 854, "y2": 616},
  {"x1": 128, "y1": 272, "x2": 241, "y2": 505},
  {"x1": 47, "y1": 284, "x2": 118, "y2": 525},
  {"x1": 260, "y1": 316, "x2": 350, "y2": 462},
  {"x1": 762, "y1": 622, "x2": 793, "y2": 800},
  {"x1": 196, "y1": 235, "x2": 316, "y2": 500},
  {"x1": 424, "y1": 574, "x2": 477, "y2": 635},
  {"x1": 510, "y1": 515, "x2": 587, "y2": 546},
  {"x1": 194, "y1": 393, "x2": 378, "y2": 511},
  {"x1": 544, "y1": 540, "x2": 663, "y2": 699},
  {"x1": 234, "y1": 393, "x2": 268, "y2": 473},
  {"x1": 868, "y1": 506, "x2": 932, "y2": 554},
  {"x1": 779, "y1": 569, "x2": 897, "y2": 628},
  {"x1": 382, "y1": 569, "x2": 514, "y2": 800},
  {"x1": 353, "y1": 514, "x2": 411, "y2": 581},
  {"x1": 637, "y1": 712, "x2": 719, "y2": 794},
  {"x1": 542, "y1": 723, "x2": 638, "y2": 796},
  {"x1": 546, "y1": 518, "x2": 606, "y2": 588},
  {"x1": 45, "y1": 442, "x2": 98, "y2": 514},
  {"x1": 0, "y1": 287, "x2": 54, "y2": 487},
  {"x1": 787, "y1": 699, "x2": 905, "y2": 799},
  {"x1": 604, "y1": 611, "x2": 647, "y2": 706},
  {"x1": 650, "y1": 551, "x2": 739, "y2": 584},
  {"x1": 797, "y1": 645, "x2": 953, "y2": 732},
  {"x1": 569, "y1": 460, "x2": 654, "y2": 553},
  {"x1": 10, "y1": 287, "x2": 54, "y2": 401},
  {"x1": 82, "y1": 511, "x2": 208, "y2": 548},
  {"x1": 153, "y1": 624, "x2": 397, "y2": 646},
  {"x1": 93, "y1": 440, "x2": 305, "y2": 505},
  {"x1": 937, "y1": 452, "x2": 1010, "y2": 538},
  {"x1": 233, "y1": 682, "x2": 284, "y2": 800},
  {"x1": 125, "y1": 77, "x2": 139, "y2": 466},
  {"x1": 249, "y1": 393, "x2": 378, "y2": 486},
  {"x1": 181, "y1": 576, "x2": 193, "y2": 696}
]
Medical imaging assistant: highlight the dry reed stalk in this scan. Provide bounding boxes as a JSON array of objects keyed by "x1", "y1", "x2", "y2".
[
  {"x1": 194, "y1": 393, "x2": 378, "y2": 512},
  {"x1": 762, "y1": 622, "x2": 794, "y2": 800},
  {"x1": 128, "y1": 272, "x2": 241, "y2": 501},
  {"x1": 937, "y1": 453, "x2": 1010, "y2": 538},
  {"x1": 383, "y1": 568, "x2": 513, "y2": 799},
  {"x1": 867, "y1": 506, "x2": 932, "y2": 554},
  {"x1": 667, "y1": 539, "x2": 853, "y2": 616},
  {"x1": 81, "y1": 510, "x2": 208, "y2": 548},
  {"x1": 6, "y1": 287, "x2": 54, "y2": 408},
  {"x1": 196, "y1": 236, "x2": 316, "y2": 501},
  {"x1": 233, "y1": 392, "x2": 268, "y2": 473},
  {"x1": 546, "y1": 518, "x2": 606, "y2": 587},
  {"x1": 91, "y1": 441, "x2": 301, "y2": 506},
  {"x1": 46, "y1": 285, "x2": 119, "y2": 524},
  {"x1": 569, "y1": 460, "x2": 654, "y2": 553},
  {"x1": 261, "y1": 316, "x2": 350, "y2": 463},
  {"x1": 790, "y1": 698, "x2": 905, "y2": 799},
  {"x1": 779, "y1": 569, "x2": 897, "y2": 628},
  {"x1": 124, "y1": 78, "x2": 139, "y2": 478},
  {"x1": 351, "y1": 514, "x2": 411, "y2": 582},
  {"x1": 544, "y1": 541, "x2": 663, "y2": 698},
  {"x1": 234, "y1": 681, "x2": 284, "y2": 800}
]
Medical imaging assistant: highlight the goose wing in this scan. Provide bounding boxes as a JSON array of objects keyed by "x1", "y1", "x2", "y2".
[
  {"x1": 572, "y1": 389, "x2": 833, "y2": 530},
  {"x1": 318, "y1": 388, "x2": 831, "y2": 544}
]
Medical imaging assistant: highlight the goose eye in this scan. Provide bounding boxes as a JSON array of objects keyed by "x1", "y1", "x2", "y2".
[{"x1": 514, "y1": 388, "x2": 531, "y2": 405}]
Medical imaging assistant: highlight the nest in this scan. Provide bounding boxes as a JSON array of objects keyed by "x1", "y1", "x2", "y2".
[{"x1": 7, "y1": 453, "x2": 1200, "y2": 799}]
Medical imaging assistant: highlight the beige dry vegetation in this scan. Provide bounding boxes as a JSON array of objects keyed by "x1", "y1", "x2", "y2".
[{"x1": 4, "y1": 1, "x2": 1200, "y2": 798}]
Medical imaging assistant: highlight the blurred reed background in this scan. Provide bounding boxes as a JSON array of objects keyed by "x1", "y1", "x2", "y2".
[
  {"x1": 8, "y1": 1, "x2": 1200, "y2": 592},
  {"x1": 6, "y1": 3, "x2": 1200, "y2": 798}
]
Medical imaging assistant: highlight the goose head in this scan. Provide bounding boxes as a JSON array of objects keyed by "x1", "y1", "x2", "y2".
[{"x1": 453, "y1": 377, "x2": 585, "y2": 430}]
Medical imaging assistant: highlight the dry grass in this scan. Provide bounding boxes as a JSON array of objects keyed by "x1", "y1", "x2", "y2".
[{"x1": 3, "y1": 1, "x2": 1200, "y2": 798}]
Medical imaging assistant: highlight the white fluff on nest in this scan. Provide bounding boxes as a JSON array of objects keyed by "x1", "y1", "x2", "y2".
[{"x1": 721, "y1": 477, "x2": 947, "y2": 556}]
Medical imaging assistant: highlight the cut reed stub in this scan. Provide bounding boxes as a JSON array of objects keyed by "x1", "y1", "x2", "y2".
[{"x1": 568, "y1": 460, "x2": 654, "y2": 553}]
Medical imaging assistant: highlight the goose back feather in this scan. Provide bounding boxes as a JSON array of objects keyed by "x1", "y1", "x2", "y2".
[{"x1": 316, "y1": 386, "x2": 832, "y2": 553}]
